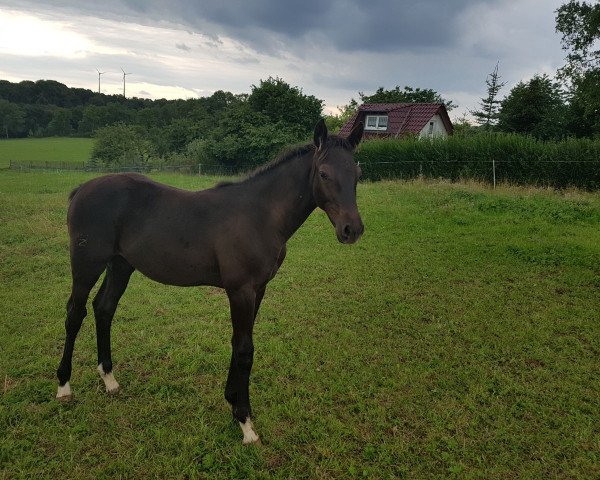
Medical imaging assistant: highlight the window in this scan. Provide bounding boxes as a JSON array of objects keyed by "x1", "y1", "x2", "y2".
[{"x1": 365, "y1": 115, "x2": 388, "y2": 131}]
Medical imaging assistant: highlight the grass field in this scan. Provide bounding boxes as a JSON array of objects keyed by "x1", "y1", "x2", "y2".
[
  {"x1": 1, "y1": 171, "x2": 599, "y2": 479},
  {"x1": 0, "y1": 138, "x2": 94, "y2": 169}
]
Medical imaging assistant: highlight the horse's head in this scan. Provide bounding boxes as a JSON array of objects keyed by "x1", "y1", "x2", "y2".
[{"x1": 312, "y1": 119, "x2": 364, "y2": 244}]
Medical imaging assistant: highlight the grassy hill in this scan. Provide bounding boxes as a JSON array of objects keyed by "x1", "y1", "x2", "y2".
[{"x1": 0, "y1": 137, "x2": 94, "y2": 168}]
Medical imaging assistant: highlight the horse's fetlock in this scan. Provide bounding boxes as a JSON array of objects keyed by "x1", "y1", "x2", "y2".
[{"x1": 232, "y1": 404, "x2": 251, "y2": 423}]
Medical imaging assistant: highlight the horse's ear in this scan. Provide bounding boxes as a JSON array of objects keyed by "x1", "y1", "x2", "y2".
[
  {"x1": 313, "y1": 118, "x2": 327, "y2": 151},
  {"x1": 347, "y1": 122, "x2": 364, "y2": 150}
]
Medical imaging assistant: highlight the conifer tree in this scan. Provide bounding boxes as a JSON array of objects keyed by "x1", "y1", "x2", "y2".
[{"x1": 470, "y1": 62, "x2": 506, "y2": 130}]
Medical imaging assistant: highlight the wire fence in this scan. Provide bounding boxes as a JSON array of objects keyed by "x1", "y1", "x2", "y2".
[
  {"x1": 354, "y1": 158, "x2": 600, "y2": 188},
  {"x1": 5, "y1": 160, "x2": 246, "y2": 176},
  {"x1": 6, "y1": 158, "x2": 600, "y2": 189}
]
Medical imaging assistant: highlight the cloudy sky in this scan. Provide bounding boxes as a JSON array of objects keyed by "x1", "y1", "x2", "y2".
[{"x1": 0, "y1": 0, "x2": 568, "y2": 119}]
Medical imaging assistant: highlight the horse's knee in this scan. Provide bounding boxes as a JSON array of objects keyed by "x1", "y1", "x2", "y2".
[
  {"x1": 65, "y1": 305, "x2": 87, "y2": 334},
  {"x1": 233, "y1": 335, "x2": 254, "y2": 368},
  {"x1": 225, "y1": 388, "x2": 237, "y2": 405},
  {"x1": 236, "y1": 349, "x2": 254, "y2": 373},
  {"x1": 93, "y1": 303, "x2": 108, "y2": 321}
]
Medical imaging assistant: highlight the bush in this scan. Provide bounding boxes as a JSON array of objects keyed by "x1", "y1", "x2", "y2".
[
  {"x1": 356, "y1": 134, "x2": 600, "y2": 189},
  {"x1": 91, "y1": 122, "x2": 157, "y2": 166}
]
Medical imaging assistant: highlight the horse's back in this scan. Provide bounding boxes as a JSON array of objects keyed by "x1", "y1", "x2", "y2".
[{"x1": 68, "y1": 173, "x2": 182, "y2": 224}]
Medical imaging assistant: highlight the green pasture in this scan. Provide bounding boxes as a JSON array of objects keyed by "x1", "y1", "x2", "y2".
[
  {"x1": 0, "y1": 138, "x2": 94, "y2": 169},
  {"x1": 1, "y1": 171, "x2": 599, "y2": 479}
]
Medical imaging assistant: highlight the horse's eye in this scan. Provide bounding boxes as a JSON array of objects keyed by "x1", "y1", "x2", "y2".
[{"x1": 319, "y1": 171, "x2": 329, "y2": 181}]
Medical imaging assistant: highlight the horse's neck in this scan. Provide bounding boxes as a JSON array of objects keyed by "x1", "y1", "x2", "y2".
[{"x1": 252, "y1": 153, "x2": 316, "y2": 242}]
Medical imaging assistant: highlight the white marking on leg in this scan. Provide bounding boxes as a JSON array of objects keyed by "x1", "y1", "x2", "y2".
[
  {"x1": 239, "y1": 418, "x2": 260, "y2": 445},
  {"x1": 97, "y1": 364, "x2": 120, "y2": 394},
  {"x1": 56, "y1": 382, "x2": 72, "y2": 400}
]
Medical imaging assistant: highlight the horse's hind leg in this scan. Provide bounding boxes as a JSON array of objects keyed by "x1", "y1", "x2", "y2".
[
  {"x1": 225, "y1": 286, "x2": 260, "y2": 444},
  {"x1": 56, "y1": 260, "x2": 106, "y2": 400},
  {"x1": 92, "y1": 255, "x2": 134, "y2": 395}
]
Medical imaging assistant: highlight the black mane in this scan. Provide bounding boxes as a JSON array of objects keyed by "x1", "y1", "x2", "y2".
[{"x1": 216, "y1": 135, "x2": 353, "y2": 188}]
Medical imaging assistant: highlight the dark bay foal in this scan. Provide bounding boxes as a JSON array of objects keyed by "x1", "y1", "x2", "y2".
[{"x1": 56, "y1": 119, "x2": 364, "y2": 444}]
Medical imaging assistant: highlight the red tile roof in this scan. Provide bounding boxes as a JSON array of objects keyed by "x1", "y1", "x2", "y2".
[{"x1": 339, "y1": 103, "x2": 453, "y2": 138}]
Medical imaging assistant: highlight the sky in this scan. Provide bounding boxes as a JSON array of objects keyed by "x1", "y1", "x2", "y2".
[{"x1": 0, "y1": 0, "x2": 568, "y2": 120}]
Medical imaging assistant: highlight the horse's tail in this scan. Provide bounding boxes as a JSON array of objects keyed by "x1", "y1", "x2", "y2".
[{"x1": 68, "y1": 186, "x2": 81, "y2": 203}]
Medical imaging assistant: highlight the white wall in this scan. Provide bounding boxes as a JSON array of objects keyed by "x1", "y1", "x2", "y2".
[{"x1": 418, "y1": 114, "x2": 448, "y2": 138}]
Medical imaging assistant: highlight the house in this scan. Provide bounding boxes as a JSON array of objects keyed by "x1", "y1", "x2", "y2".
[{"x1": 339, "y1": 103, "x2": 453, "y2": 139}]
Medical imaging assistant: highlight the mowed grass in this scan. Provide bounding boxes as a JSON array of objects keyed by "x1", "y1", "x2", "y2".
[
  {"x1": 0, "y1": 171, "x2": 599, "y2": 479},
  {"x1": 0, "y1": 138, "x2": 94, "y2": 169}
]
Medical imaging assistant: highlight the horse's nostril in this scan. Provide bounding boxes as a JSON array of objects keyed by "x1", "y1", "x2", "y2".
[{"x1": 343, "y1": 224, "x2": 351, "y2": 238}]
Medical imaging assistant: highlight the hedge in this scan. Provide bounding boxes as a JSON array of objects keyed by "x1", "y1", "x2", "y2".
[{"x1": 355, "y1": 134, "x2": 600, "y2": 189}]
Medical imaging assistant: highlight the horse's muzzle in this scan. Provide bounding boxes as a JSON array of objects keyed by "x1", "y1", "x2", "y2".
[{"x1": 337, "y1": 217, "x2": 364, "y2": 244}]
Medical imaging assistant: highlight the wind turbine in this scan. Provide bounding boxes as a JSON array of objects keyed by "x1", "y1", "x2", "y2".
[
  {"x1": 96, "y1": 69, "x2": 105, "y2": 94},
  {"x1": 121, "y1": 67, "x2": 132, "y2": 97}
]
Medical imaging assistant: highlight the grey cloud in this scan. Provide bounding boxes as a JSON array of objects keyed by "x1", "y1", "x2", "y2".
[
  {"x1": 0, "y1": 0, "x2": 566, "y2": 118},
  {"x1": 143, "y1": 0, "x2": 483, "y2": 54},
  {"x1": 176, "y1": 43, "x2": 191, "y2": 51},
  {"x1": 3, "y1": 0, "x2": 487, "y2": 54}
]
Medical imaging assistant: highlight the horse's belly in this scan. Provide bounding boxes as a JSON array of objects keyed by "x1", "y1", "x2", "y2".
[{"x1": 122, "y1": 246, "x2": 222, "y2": 287}]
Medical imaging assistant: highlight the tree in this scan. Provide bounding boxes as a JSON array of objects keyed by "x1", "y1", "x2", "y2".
[
  {"x1": 470, "y1": 62, "x2": 507, "y2": 130},
  {"x1": 202, "y1": 90, "x2": 240, "y2": 115},
  {"x1": 248, "y1": 77, "x2": 323, "y2": 135},
  {"x1": 568, "y1": 69, "x2": 600, "y2": 136},
  {"x1": 359, "y1": 86, "x2": 457, "y2": 110},
  {"x1": 325, "y1": 100, "x2": 359, "y2": 133},
  {"x1": 91, "y1": 122, "x2": 156, "y2": 166},
  {"x1": 556, "y1": 1, "x2": 600, "y2": 137},
  {"x1": 47, "y1": 108, "x2": 73, "y2": 136},
  {"x1": 556, "y1": 1, "x2": 600, "y2": 79},
  {"x1": 0, "y1": 99, "x2": 25, "y2": 138},
  {"x1": 497, "y1": 74, "x2": 568, "y2": 140},
  {"x1": 201, "y1": 101, "x2": 300, "y2": 168},
  {"x1": 78, "y1": 103, "x2": 133, "y2": 136},
  {"x1": 157, "y1": 118, "x2": 202, "y2": 155},
  {"x1": 22, "y1": 104, "x2": 54, "y2": 137},
  {"x1": 451, "y1": 115, "x2": 479, "y2": 137}
]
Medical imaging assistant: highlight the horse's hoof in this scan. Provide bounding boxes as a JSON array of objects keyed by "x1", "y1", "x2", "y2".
[
  {"x1": 242, "y1": 435, "x2": 261, "y2": 446},
  {"x1": 56, "y1": 382, "x2": 72, "y2": 402},
  {"x1": 107, "y1": 386, "x2": 120, "y2": 396},
  {"x1": 242, "y1": 437, "x2": 262, "y2": 447},
  {"x1": 97, "y1": 366, "x2": 120, "y2": 395},
  {"x1": 240, "y1": 419, "x2": 260, "y2": 445}
]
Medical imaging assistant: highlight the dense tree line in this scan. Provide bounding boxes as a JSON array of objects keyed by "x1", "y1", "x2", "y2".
[{"x1": 0, "y1": 77, "x2": 323, "y2": 168}]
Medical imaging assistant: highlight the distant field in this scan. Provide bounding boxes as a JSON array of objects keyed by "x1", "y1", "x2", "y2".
[
  {"x1": 0, "y1": 137, "x2": 94, "y2": 168},
  {"x1": 1, "y1": 171, "x2": 599, "y2": 479}
]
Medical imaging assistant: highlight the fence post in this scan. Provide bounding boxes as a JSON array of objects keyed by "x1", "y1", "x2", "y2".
[
  {"x1": 492, "y1": 158, "x2": 496, "y2": 189},
  {"x1": 198, "y1": 164, "x2": 202, "y2": 175}
]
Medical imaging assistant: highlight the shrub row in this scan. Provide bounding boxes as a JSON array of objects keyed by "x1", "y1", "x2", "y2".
[{"x1": 355, "y1": 134, "x2": 600, "y2": 189}]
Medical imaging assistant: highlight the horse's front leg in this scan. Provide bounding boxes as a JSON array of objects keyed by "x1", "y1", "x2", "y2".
[{"x1": 225, "y1": 286, "x2": 260, "y2": 445}]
